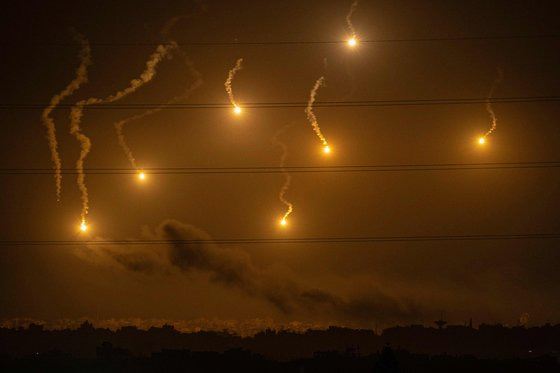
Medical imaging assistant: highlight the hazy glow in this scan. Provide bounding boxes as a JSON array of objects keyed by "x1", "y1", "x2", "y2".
[
  {"x1": 478, "y1": 137, "x2": 486, "y2": 145},
  {"x1": 80, "y1": 219, "x2": 87, "y2": 232},
  {"x1": 280, "y1": 218, "x2": 287, "y2": 226},
  {"x1": 138, "y1": 171, "x2": 146, "y2": 180},
  {"x1": 323, "y1": 145, "x2": 331, "y2": 154},
  {"x1": 347, "y1": 37, "x2": 358, "y2": 47},
  {"x1": 234, "y1": 105, "x2": 242, "y2": 115}
]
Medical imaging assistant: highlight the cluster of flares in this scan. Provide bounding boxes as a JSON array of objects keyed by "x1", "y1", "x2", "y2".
[{"x1": 41, "y1": 2, "x2": 503, "y2": 232}]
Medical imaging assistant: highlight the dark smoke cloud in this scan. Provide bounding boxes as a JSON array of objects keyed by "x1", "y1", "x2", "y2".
[{"x1": 79, "y1": 219, "x2": 426, "y2": 325}]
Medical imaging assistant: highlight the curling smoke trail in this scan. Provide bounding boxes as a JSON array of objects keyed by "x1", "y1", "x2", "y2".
[
  {"x1": 115, "y1": 48, "x2": 203, "y2": 170},
  {"x1": 305, "y1": 76, "x2": 329, "y2": 147},
  {"x1": 346, "y1": 1, "x2": 360, "y2": 39},
  {"x1": 272, "y1": 124, "x2": 294, "y2": 225},
  {"x1": 225, "y1": 58, "x2": 243, "y2": 110},
  {"x1": 483, "y1": 69, "x2": 504, "y2": 138},
  {"x1": 41, "y1": 32, "x2": 91, "y2": 201},
  {"x1": 70, "y1": 43, "x2": 175, "y2": 224}
]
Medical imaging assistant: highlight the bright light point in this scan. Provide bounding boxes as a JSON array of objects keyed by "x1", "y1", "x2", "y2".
[
  {"x1": 233, "y1": 106, "x2": 242, "y2": 115},
  {"x1": 138, "y1": 171, "x2": 146, "y2": 180},
  {"x1": 478, "y1": 137, "x2": 486, "y2": 145},
  {"x1": 280, "y1": 219, "x2": 287, "y2": 226},
  {"x1": 347, "y1": 37, "x2": 357, "y2": 47},
  {"x1": 80, "y1": 220, "x2": 87, "y2": 232},
  {"x1": 323, "y1": 145, "x2": 331, "y2": 154}
]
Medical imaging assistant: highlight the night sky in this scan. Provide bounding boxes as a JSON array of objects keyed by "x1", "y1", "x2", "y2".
[{"x1": 1, "y1": 0, "x2": 559, "y2": 332}]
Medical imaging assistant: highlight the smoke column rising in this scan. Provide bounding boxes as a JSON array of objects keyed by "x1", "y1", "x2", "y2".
[
  {"x1": 41, "y1": 32, "x2": 91, "y2": 201},
  {"x1": 70, "y1": 43, "x2": 175, "y2": 224}
]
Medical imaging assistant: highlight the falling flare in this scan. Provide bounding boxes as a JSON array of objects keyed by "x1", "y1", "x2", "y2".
[
  {"x1": 70, "y1": 43, "x2": 174, "y2": 225},
  {"x1": 323, "y1": 145, "x2": 331, "y2": 154},
  {"x1": 345, "y1": 1, "x2": 360, "y2": 45},
  {"x1": 272, "y1": 124, "x2": 295, "y2": 227},
  {"x1": 305, "y1": 76, "x2": 330, "y2": 152},
  {"x1": 115, "y1": 46, "x2": 203, "y2": 172},
  {"x1": 80, "y1": 219, "x2": 88, "y2": 232},
  {"x1": 41, "y1": 32, "x2": 91, "y2": 201},
  {"x1": 138, "y1": 171, "x2": 146, "y2": 180},
  {"x1": 480, "y1": 69, "x2": 504, "y2": 143},
  {"x1": 225, "y1": 58, "x2": 244, "y2": 114}
]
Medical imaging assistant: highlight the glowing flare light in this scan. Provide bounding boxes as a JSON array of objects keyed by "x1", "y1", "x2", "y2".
[
  {"x1": 347, "y1": 37, "x2": 358, "y2": 47},
  {"x1": 80, "y1": 219, "x2": 88, "y2": 232},
  {"x1": 478, "y1": 137, "x2": 486, "y2": 145}
]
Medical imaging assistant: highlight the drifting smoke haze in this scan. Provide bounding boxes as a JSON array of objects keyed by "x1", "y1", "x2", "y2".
[
  {"x1": 41, "y1": 31, "x2": 91, "y2": 201},
  {"x1": 69, "y1": 43, "x2": 175, "y2": 222},
  {"x1": 77, "y1": 219, "x2": 422, "y2": 326},
  {"x1": 484, "y1": 69, "x2": 504, "y2": 138},
  {"x1": 305, "y1": 76, "x2": 328, "y2": 146},
  {"x1": 224, "y1": 58, "x2": 243, "y2": 108}
]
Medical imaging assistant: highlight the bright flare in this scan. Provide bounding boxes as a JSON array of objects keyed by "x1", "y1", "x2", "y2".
[
  {"x1": 138, "y1": 171, "x2": 146, "y2": 180},
  {"x1": 280, "y1": 218, "x2": 287, "y2": 226},
  {"x1": 347, "y1": 37, "x2": 357, "y2": 47},
  {"x1": 323, "y1": 145, "x2": 331, "y2": 154},
  {"x1": 478, "y1": 137, "x2": 486, "y2": 145},
  {"x1": 80, "y1": 219, "x2": 87, "y2": 232},
  {"x1": 234, "y1": 105, "x2": 242, "y2": 115}
]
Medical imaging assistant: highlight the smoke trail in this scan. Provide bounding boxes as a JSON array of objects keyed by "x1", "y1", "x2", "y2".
[
  {"x1": 70, "y1": 43, "x2": 175, "y2": 224},
  {"x1": 305, "y1": 76, "x2": 329, "y2": 146},
  {"x1": 346, "y1": 1, "x2": 360, "y2": 38},
  {"x1": 115, "y1": 48, "x2": 203, "y2": 170},
  {"x1": 41, "y1": 32, "x2": 91, "y2": 201},
  {"x1": 483, "y1": 69, "x2": 504, "y2": 138},
  {"x1": 272, "y1": 124, "x2": 295, "y2": 224},
  {"x1": 224, "y1": 58, "x2": 243, "y2": 109}
]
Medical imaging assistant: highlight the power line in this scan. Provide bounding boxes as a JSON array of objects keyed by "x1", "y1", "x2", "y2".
[
  {"x1": 1, "y1": 161, "x2": 560, "y2": 175},
  {"x1": 1, "y1": 96, "x2": 559, "y2": 110},
  {"x1": 5, "y1": 34, "x2": 560, "y2": 47},
  {"x1": 1, "y1": 233, "x2": 559, "y2": 246}
]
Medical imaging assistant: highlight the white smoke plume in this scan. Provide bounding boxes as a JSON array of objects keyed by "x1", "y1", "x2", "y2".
[
  {"x1": 41, "y1": 31, "x2": 91, "y2": 201},
  {"x1": 224, "y1": 58, "x2": 244, "y2": 109},
  {"x1": 272, "y1": 124, "x2": 295, "y2": 224},
  {"x1": 483, "y1": 69, "x2": 504, "y2": 138},
  {"x1": 305, "y1": 76, "x2": 329, "y2": 146}
]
